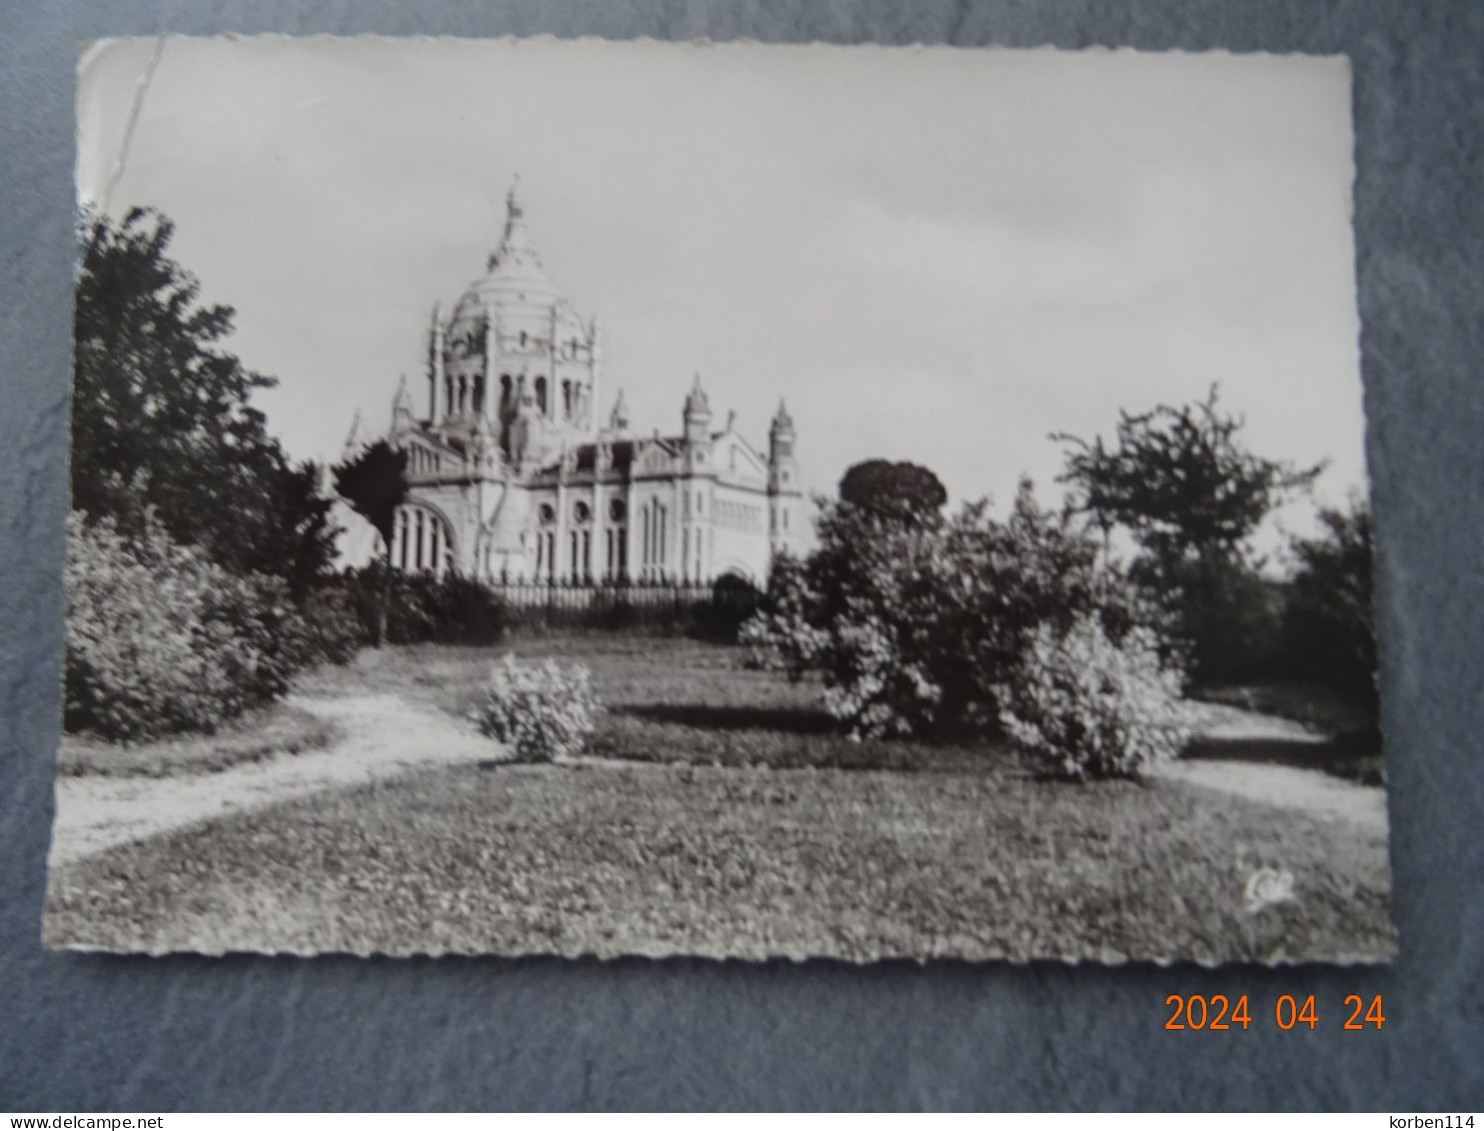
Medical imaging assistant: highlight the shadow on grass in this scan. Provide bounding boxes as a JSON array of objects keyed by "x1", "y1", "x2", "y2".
[
  {"x1": 1184, "y1": 728, "x2": 1384, "y2": 786},
  {"x1": 615, "y1": 703, "x2": 837, "y2": 736},
  {"x1": 596, "y1": 702, "x2": 1012, "y2": 775}
]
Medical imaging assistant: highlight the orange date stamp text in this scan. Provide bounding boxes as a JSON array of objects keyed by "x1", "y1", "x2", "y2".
[{"x1": 1164, "y1": 993, "x2": 1386, "y2": 1030}]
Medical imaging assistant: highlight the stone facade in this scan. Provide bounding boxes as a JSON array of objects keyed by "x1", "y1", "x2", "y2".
[{"x1": 368, "y1": 181, "x2": 805, "y2": 586}]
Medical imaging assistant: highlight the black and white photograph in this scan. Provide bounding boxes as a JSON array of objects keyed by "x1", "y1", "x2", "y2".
[{"x1": 48, "y1": 35, "x2": 1393, "y2": 963}]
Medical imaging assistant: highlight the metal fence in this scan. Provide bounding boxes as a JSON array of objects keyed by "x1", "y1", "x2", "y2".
[{"x1": 487, "y1": 576, "x2": 762, "y2": 633}]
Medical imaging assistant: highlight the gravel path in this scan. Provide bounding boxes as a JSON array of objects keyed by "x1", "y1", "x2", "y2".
[
  {"x1": 48, "y1": 693, "x2": 500, "y2": 867},
  {"x1": 1154, "y1": 702, "x2": 1388, "y2": 836},
  {"x1": 48, "y1": 691, "x2": 1387, "y2": 868}
]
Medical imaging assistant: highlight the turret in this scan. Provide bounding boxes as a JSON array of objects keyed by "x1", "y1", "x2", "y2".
[
  {"x1": 769, "y1": 399, "x2": 796, "y2": 469},
  {"x1": 587, "y1": 315, "x2": 602, "y2": 430},
  {"x1": 392, "y1": 374, "x2": 416, "y2": 434},
  {"x1": 470, "y1": 412, "x2": 500, "y2": 475},
  {"x1": 342, "y1": 408, "x2": 363, "y2": 458},
  {"x1": 607, "y1": 387, "x2": 631, "y2": 434},
  {"x1": 508, "y1": 381, "x2": 543, "y2": 471},
  {"x1": 428, "y1": 303, "x2": 446, "y2": 422},
  {"x1": 768, "y1": 399, "x2": 801, "y2": 553},
  {"x1": 683, "y1": 374, "x2": 712, "y2": 445}
]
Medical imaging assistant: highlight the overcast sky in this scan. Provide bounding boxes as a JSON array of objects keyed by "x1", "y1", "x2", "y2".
[{"x1": 77, "y1": 37, "x2": 1365, "y2": 554}]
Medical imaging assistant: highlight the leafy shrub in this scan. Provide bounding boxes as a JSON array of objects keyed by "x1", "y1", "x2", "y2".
[
  {"x1": 280, "y1": 585, "x2": 363, "y2": 669},
  {"x1": 472, "y1": 654, "x2": 601, "y2": 763},
  {"x1": 741, "y1": 506, "x2": 940, "y2": 739},
  {"x1": 413, "y1": 572, "x2": 509, "y2": 645},
  {"x1": 998, "y1": 617, "x2": 1194, "y2": 780},
  {"x1": 690, "y1": 574, "x2": 763, "y2": 642},
  {"x1": 65, "y1": 510, "x2": 320, "y2": 741},
  {"x1": 1143, "y1": 552, "x2": 1287, "y2": 688},
  {"x1": 1284, "y1": 500, "x2": 1377, "y2": 713},
  {"x1": 742, "y1": 479, "x2": 1176, "y2": 741},
  {"x1": 333, "y1": 565, "x2": 507, "y2": 647}
]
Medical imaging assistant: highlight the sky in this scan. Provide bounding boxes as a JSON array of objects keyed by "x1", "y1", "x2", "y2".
[{"x1": 76, "y1": 37, "x2": 1366, "y2": 558}]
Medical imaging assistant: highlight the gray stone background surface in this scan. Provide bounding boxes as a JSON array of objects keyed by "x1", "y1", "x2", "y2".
[{"x1": 1, "y1": 0, "x2": 1480, "y2": 1112}]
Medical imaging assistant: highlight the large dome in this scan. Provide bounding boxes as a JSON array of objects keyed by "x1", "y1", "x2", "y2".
[{"x1": 445, "y1": 179, "x2": 587, "y2": 343}]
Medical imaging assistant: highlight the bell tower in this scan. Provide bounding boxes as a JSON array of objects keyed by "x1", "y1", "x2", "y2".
[
  {"x1": 768, "y1": 399, "x2": 802, "y2": 557},
  {"x1": 682, "y1": 374, "x2": 712, "y2": 445}
]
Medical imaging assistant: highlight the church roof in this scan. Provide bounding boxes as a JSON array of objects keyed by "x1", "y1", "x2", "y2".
[
  {"x1": 526, "y1": 435, "x2": 701, "y2": 482},
  {"x1": 404, "y1": 422, "x2": 468, "y2": 458},
  {"x1": 577, "y1": 440, "x2": 636, "y2": 473}
]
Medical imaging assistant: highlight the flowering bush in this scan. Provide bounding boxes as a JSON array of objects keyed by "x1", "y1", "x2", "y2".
[
  {"x1": 276, "y1": 585, "x2": 364, "y2": 669},
  {"x1": 997, "y1": 617, "x2": 1193, "y2": 780},
  {"x1": 743, "y1": 480, "x2": 1176, "y2": 743},
  {"x1": 65, "y1": 510, "x2": 320, "y2": 741},
  {"x1": 739, "y1": 552, "x2": 828, "y2": 673},
  {"x1": 473, "y1": 654, "x2": 601, "y2": 763},
  {"x1": 742, "y1": 503, "x2": 948, "y2": 739}
]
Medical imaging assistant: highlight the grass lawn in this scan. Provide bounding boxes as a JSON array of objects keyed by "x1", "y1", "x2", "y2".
[
  {"x1": 57, "y1": 702, "x2": 342, "y2": 779},
  {"x1": 47, "y1": 634, "x2": 1396, "y2": 962}
]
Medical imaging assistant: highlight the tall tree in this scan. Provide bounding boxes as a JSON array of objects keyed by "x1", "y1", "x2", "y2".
[
  {"x1": 249, "y1": 460, "x2": 343, "y2": 601},
  {"x1": 1054, "y1": 385, "x2": 1324, "y2": 571},
  {"x1": 838, "y1": 459, "x2": 948, "y2": 526},
  {"x1": 1054, "y1": 387, "x2": 1323, "y2": 685},
  {"x1": 333, "y1": 440, "x2": 410, "y2": 646},
  {"x1": 72, "y1": 207, "x2": 335, "y2": 585},
  {"x1": 1285, "y1": 499, "x2": 1377, "y2": 710}
]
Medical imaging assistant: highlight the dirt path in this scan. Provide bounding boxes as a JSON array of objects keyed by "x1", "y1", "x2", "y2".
[
  {"x1": 50, "y1": 690, "x2": 1387, "y2": 867},
  {"x1": 1153, "y1": 703, "x2": 1388, "y2": 836},
  {"x1": 49, "y1": 693, "x2": 501, "y2": 867},
  {"x1": 1152, "y1": 758, "x2": 1387, "y2": 834}
]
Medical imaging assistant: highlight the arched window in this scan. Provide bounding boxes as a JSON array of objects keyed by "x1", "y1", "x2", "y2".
[
  {"x1": 535, "y1": 376, "x2": 548, "y2": 415},
  {"x1": 391, "y1": 503, "x2": 453, "y2": 577},
  {"x1": 472, "y1": 375, "x2": 486, "y2": 415},
  {"x1": 573, "y1": 500, "x2": 591, "y2": 525},
  {"x1": 605, "y1": 497, "x2": 628, "y2": 580},
  {"x1": 500, "y1": 374, "x2": 512, "y2": 409},
  {"x1": 457, "y1": 375, "x2": 468, "y2": 415},
  {"x1": 562, "y1": 380, "x2": 573, "y2": 419}
]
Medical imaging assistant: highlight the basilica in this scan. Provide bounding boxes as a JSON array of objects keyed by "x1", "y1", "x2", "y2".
[{"x1": 357, "y1": 181, "x2": 805, "y2": 587}]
